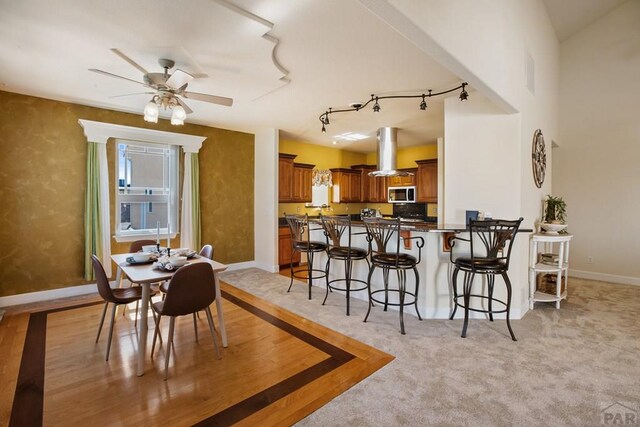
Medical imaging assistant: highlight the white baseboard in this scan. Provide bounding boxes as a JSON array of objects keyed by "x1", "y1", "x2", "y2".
[
  {"x1": 0, "y1": 260, "x2": 273, "y2": 309},
  {"x1": 570, "y1": 269, "x2": 640, "y2": 286},
  {"x1": 226, "y1": 261, "x2": 279, "y2": 273},
  {"x1": 0, "y1": 282, "x2": 105, "y2": 309}
]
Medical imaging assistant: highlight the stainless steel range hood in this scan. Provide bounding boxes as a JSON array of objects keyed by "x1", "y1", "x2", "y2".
[{"x1": 369, "y1": 127, "x2": 412, "y2": 177}]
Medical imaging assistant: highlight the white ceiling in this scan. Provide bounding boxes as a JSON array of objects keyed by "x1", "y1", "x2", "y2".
[
  {"x1": 1, "y1": 0, "x2": 622, "y2": 153},
  {"x1": 0, "y1": 0, "x2": 462, "y2": 153},
  {"x1": 542, "y1": 0, "x2": 627, "y2": 41}
]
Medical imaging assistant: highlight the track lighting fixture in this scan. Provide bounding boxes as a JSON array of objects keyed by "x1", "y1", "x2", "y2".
[
  {"x1": 318, "y1": 82, "x2": 469, "y2": 132},
  {"x1": 373, "y1": 97, "x2": 380, "y2": 112},
  {"x1": 419, "y1": 95, "x2": 427, "y2": 110},
  {"x1": 459, "y1": 83, "x2": 469, "y2": 101}
]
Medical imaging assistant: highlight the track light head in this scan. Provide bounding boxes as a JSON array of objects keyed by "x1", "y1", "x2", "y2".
[
  {"x1": 459, "y1": 83, "x2": 469, "y2": 101},
  {"x1": 419, "y1": 95, "x2": 427, "y2": 110},
  {"x1": 373, "y1": 97, "x2": 380, "y2": 113},
  {"x1": 321, "y1": 123, "x2": 326, "y2": 133}
]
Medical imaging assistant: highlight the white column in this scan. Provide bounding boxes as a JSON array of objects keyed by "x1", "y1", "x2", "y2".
[{"x1": 254, "y1": 129, "x2": 279, "y2": 272}]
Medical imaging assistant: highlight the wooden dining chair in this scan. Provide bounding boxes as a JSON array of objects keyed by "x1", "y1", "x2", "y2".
[
  {"x1": 91, "y1": 255, "x2": 158, "y2": 361},
  {"x1": 159, "y1": 244, "x2": 213, "y2": 342},
  {"x1": 151, "y1": 262, "x2": 221, "y2": 380}
]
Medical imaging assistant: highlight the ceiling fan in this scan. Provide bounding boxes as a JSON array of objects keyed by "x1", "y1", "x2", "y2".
[{"x1": 89, "y1": 49, "x2": 233, "y2": 124}]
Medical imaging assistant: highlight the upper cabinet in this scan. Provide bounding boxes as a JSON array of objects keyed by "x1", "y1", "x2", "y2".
[
  {"x1": 387, "y1": 168, "x2": 417, "y2": 187},
  {"x1": 330, "y1": 168, "x2": 362, "y2": 203},
  {"x1": 352, "y1": 165, "x2": 387, "y2": 203},
  {"x1": 292, "y1": 163, "x2": 314, "y2": 202},
  {"x1": 278, "y1": 153, "x2": 296, "y2": 202},
  {"x1": 279, "y1": 153, "x2": 314, "y2": 203},
  {"x1": 415, "y1": 159, "x2": 438, "y2": 203}
]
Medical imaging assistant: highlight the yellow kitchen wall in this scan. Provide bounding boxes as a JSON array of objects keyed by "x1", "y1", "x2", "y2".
[
  {"x1": 0, "y1": 90, "x2": 254, "y2": 297},
  {"x1": 279, "y1": 139, "x2": 366, "y2": 169},
  {"x1": 278, "y1": 139, "x2": 438, "y2": 218},
  {"x1": 278, "y1": 139, "x2": 367, "y2": 217}
]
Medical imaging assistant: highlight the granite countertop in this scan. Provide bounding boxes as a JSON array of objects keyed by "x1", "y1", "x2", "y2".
[{"x1": 278, "y1": 216, "x2": 532, "y2": 233}]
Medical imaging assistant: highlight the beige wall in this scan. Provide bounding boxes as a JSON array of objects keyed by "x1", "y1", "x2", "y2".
[
  {"x1": 0, "y1": 90, "x2": 254, "y2": 297},
  {"x1": 555, "y1": 0, "x2": 640, "y2": 282}
]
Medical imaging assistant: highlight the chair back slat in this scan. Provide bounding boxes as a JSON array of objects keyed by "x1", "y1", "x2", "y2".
[
  {"x1": 284, "y1": 213, "x2": 308, "y2": 244},
  {"x1": 363, "y1": 217, "x2": 401, "y2": 257},
  {"x1": 469, "y1": 218, "x2": 523, "y2": 269},
  {"x1": 162, "y1": 263, "x2": 216, "y2": 316},
  {"x1": 320, "y1": 215, "x2": 351, "y2": 249}
]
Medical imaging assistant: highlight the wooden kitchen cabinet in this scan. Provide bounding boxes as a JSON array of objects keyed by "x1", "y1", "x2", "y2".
[
  {"x1": 330, "y1": 168, "x2": 362, "y2": 202},
  {"x1": 279, "y1": 153, "x2": 314, "y2": 202},
  {"x1": 279, "y1": 153, "x2": 296, "y2": 202},
  {"x1": 415, "y1": 159, "x2": 438, "y2": 203},
  {"x1": 279, "y1": 226, "x2": 301, "y2": 267},
  {"x1": 351, "y1": 164, "x2": 387, "y2": 203},
  {"x1": 292, "y1": 163, "x2": 314, "y2": 202},
  {"x1": 387, "y1": 168, "x2": 417, "y2": 187}
]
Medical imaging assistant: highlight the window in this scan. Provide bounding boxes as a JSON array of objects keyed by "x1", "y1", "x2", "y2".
[{"x1": 115, "y1": 140, "x2": 179, "y2": 240}]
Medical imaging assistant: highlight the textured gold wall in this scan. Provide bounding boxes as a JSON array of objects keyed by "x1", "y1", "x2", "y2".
[{"x1": 0, "y1": 90, "x2": 254, "y2": 297}]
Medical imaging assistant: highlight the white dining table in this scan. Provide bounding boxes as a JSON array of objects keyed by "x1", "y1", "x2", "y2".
[{"x1": 111, "y1": 253, "x2": 229, "y2": 376}]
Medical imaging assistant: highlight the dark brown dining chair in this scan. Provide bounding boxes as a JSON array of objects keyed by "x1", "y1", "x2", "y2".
[
  {"x1": 124, "y1": 239, "x2": 158, "y2": 322},
  {"x1": 151, "y1": 262, "x2": 221, "y2": 380},
  {"x1": 129, "y1": 239, "x2": 157, "y2": 253},
  {"x1": 158, "y1": 244, "x2": 213, "y2": 341},
  {"x1": 91, "y1": 255, "x2": 158, "y2": 361}
]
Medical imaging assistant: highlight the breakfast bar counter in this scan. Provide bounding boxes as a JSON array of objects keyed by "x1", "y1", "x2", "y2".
[{"x1": 283, "y1": 216, "x2": 532, "y2": 321}]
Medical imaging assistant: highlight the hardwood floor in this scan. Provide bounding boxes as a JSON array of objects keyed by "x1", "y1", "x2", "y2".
[{"x1": 0, "y1": 281, "x2": 393, "y2": 426}]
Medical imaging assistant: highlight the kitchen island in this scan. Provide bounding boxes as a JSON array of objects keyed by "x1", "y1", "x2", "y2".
[{"x1": 281, "y1": 216, "x2": 532, "y2": 320}]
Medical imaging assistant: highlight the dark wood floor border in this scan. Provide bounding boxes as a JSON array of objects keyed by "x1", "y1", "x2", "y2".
[
  {"x1": 9, "y1": 312, "x2": 46, "y2": 427},
  {"x1": 221, "y1": 289, "x2": 355, "y2": 362},
  {"x1": 10, "y1": 286, "x2": 365, "y2": 427}
]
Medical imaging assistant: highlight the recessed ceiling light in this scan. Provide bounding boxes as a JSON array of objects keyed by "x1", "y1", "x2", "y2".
[
  {"x1": 333, "y1": 132, "x2": 368, "y2": 141},
  {"x1": 332, "y1": 141, "x2": 338, "y2": 144}
]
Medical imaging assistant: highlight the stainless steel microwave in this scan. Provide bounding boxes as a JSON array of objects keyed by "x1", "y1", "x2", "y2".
[{"x1": 388, "y1": 186, "x2": 416, "y2": 203}]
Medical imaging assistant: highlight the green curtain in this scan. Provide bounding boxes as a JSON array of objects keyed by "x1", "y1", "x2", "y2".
[
  {"x1": 84, "y1": 142, "x2": 102, "y2": 280},
  {"x1": 191, "y1": 153, "x2": 201, "y2": 251}
]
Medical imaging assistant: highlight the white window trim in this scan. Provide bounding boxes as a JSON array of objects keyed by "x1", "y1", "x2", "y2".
[
  {"x1": 78, "y1": 120, "x2": 206, "y2": 254},
  {"x1": 114, "y1": 140, "x2": 179, "y2": 242}
]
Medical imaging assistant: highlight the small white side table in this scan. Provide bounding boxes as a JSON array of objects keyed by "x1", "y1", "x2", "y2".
[{"x1": 529, "y1": 233, "x2": 573, "y2": 309}]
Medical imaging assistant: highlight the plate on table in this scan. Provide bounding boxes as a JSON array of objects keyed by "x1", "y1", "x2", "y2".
[{"x1": 126, "y1": 257, "x2": 156, "y2": 265}]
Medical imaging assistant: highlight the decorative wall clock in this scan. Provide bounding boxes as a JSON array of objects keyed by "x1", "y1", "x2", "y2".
[{"x1": 532, "y1": 129, "x2": 546, "y2": 188}]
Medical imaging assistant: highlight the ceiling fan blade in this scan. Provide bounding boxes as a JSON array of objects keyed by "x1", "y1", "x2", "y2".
[
  {"x1": 165, "y1": 69, "x2": 193, "y2": 90},
  {"x1": 183, "y1": 91, "x2": 233, "y2": 107},
  {"x1": 89, "y1": 69, "x2": 149, "y2": 87},
  {"x1": 110, "y1": 48, "x2": 148, "y2": 74},
  {"x1": 109, "y1": 92, "x2": 155, "y2": 99},
  {"x1": 175, "y1": 97, "x2": 193, "y2": 115}
]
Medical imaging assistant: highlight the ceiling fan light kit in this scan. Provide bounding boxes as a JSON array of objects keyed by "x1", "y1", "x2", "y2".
[{"x1": 90, "y1": 50, "x2": 233, "y2": 126}]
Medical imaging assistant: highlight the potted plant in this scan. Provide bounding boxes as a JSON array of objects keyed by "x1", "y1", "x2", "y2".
[{"x1": 541, "y1": 195, "x2": 567, "y2": 234}]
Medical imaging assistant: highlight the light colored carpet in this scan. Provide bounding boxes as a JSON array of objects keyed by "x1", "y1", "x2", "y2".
[{"x1": 220, "y1": 269, "x2": 640, "y2": 426}]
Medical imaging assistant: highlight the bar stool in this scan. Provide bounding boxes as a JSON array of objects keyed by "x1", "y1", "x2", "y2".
[
  {"x1": 320, "y1": 215, "x2": 370, "y2": 315},
  {"x1": 449, "y1": 218, "x2": 523, "y2": 341},
  {"x1": 284, "y1": 213, "x2": 328, "y2": 300},
  {"x1": 363, "y1": 217, "x2": 424, "y2": 335}
]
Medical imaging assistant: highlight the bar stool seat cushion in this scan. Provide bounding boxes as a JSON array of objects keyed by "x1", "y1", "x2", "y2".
[
  {"x1": 372, "y1": 253, "x2": 417, "y2": 267},
  {"x1": 293, "y1": 241, "x2": 327, "y2": 252},
  {"x1": 454, "y1": 257, "x2": 507, "y2": 272},
  {"x1": 328, "y1": 246, "x2": 368, "y2": 259}
]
